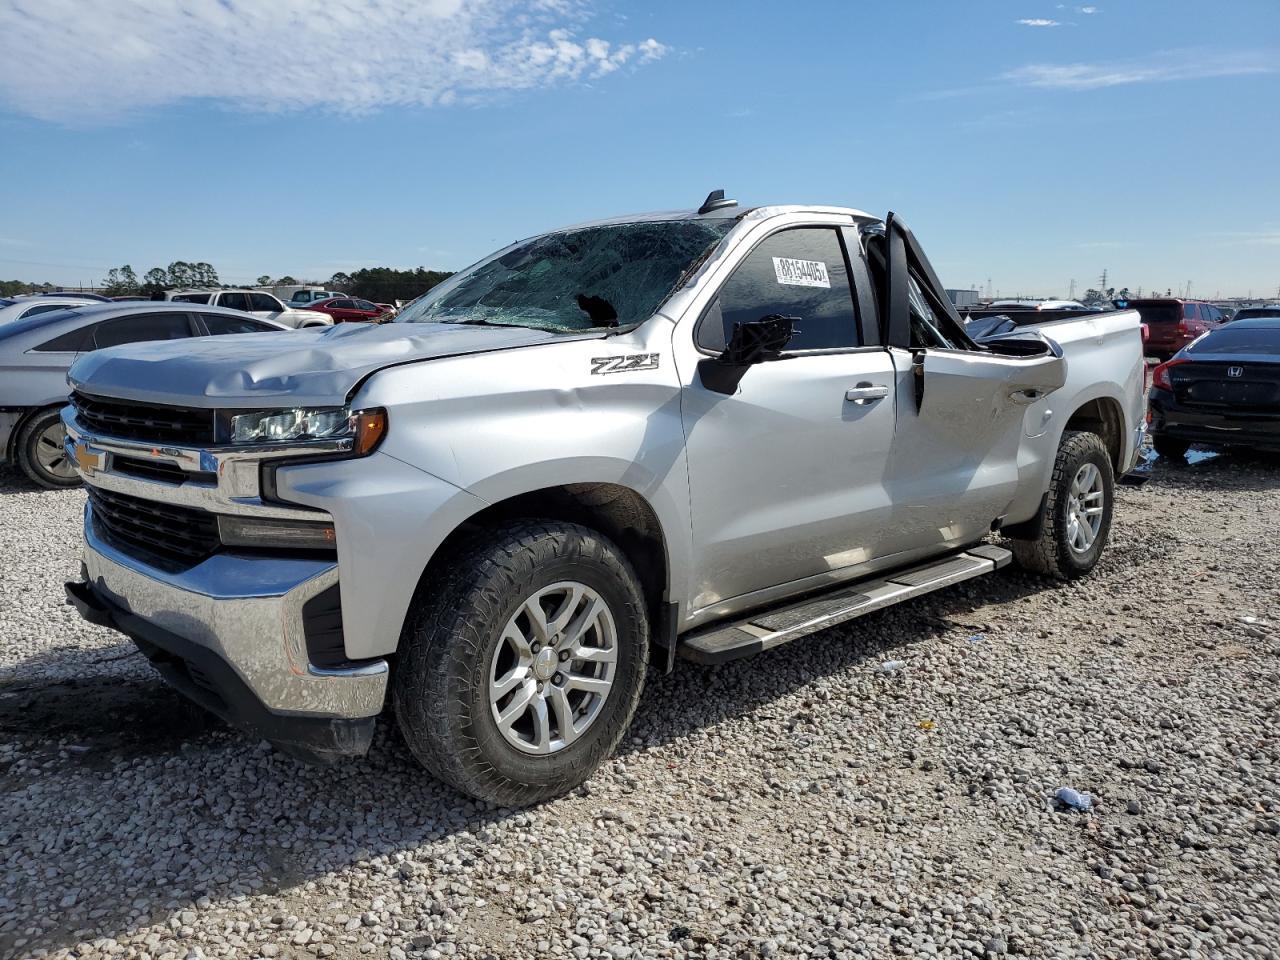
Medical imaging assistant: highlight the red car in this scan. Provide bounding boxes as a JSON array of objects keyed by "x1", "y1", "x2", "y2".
[
  {"x1": 307, "y1": 297, "x2": 391, "y2": 323},
  {"x1": 1127, "y1": 298, "x2": 1226, "y2": 360}
]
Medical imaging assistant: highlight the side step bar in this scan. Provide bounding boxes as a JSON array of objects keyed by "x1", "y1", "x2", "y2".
[{"x1": 678, "y1": 544, "x2": 1012, "y2": 665}]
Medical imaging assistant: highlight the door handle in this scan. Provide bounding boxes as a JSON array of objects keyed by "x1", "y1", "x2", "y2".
[
  {"x1": 1008, "y1": 388, "x2": 1044, "y2": 405},
  {"x1": 845, "y1": 384, "x2": 890, "y2": 404}
]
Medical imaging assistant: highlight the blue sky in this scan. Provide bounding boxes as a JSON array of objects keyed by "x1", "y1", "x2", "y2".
[{"x1": 0, "y1": 0, "x2": 1277, "y2": 297}]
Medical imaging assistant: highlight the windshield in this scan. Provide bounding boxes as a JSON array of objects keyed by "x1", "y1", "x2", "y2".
[
  {"x1": 396, "y1": 219, "x2": 735, "y2": 333},
  {"x1": 1190, "y1": 325, "x2": 1280, "y2": 355}
]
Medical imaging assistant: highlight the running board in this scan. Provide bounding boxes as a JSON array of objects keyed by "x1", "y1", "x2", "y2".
[{"x1": 678, "y1": 545, "x2": 1012, "y2": 665}]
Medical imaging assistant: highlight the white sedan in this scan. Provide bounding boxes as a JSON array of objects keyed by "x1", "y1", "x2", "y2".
[{"x1": 0, "y1": 295, "x2": 103, "y2": 324}]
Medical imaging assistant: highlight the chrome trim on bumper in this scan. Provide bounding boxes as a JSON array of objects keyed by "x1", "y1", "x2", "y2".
[
  {"x1": 62, "y1": 407, "x2": 348, "y2": 518},
  {"x1": 82, "y1": 506, "x2": 387, "y2": 719}
]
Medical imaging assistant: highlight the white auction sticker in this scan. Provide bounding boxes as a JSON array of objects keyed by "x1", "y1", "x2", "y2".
[{"x1": 772, "y1": 257, "x2": 830, "y2": 288}]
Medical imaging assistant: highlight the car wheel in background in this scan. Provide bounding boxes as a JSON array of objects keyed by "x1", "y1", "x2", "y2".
[
  {"x1": 16, "y1": 408, "x2": 81, "y2": 490},
  {"x1": 1153, "y1": 435, "x2": 1191, "y2": 462},
  {"x1": 1010, "y1": 429, "x2": 1114, "y2": 581},
  {"x1": 394, "y1": 520, "x2": 649, "y2": 806}
]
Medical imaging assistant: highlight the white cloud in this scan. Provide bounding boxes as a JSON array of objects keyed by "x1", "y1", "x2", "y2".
[
  {"x1": 0, "y1": 0, "x2": 669, "y2": 124},
  {"x1": 1016, "y1": 18, "x2": 1062, "y2": 27},
  {"x1": 1002, "y1": 55, "x2": 1274, "y2": 90},
  {"x1": 1079, "y1": 5, "x2": 1098, "y2": 13}
]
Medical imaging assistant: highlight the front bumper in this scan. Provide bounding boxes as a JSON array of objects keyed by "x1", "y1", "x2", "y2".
[{"x1": 67, "y1": 509, "x2": 388, "y2": 761}]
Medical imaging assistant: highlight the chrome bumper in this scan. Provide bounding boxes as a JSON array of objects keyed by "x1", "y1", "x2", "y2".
[{"x1": 80, "y1": 506, "x2": 387, "y2": 719}]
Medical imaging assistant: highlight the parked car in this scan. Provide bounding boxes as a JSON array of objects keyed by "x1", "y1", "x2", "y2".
[
  {"x1": 305, "y1": 296, "x2": 392, "y2": 323},
  {"x1": 61, "y1": 196, "x2": 1146, "y2": 804},
  {"x1": 1148, "y1": 317, "x2": 1280, "y2": 460},
  {"x1": 0, "y1": 296, "x2": 102, "y2": 324},
  {"x1": 0, "y1": 303, "x2": 289, "y2": 489},
  {"x1": 1224, "y1": 306, "x2": 1280, "y2": 324},
  {"x1": 164, "y1": 289, "x2": 332, "y2": 328},
  {"x1": 286, "y1": 289, "x2": 346, "y2": 307},
  {"x1": 1127, "y1": 298, "x2": 1225, "y2": 360}
]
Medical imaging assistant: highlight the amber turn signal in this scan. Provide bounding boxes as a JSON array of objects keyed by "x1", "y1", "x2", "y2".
[{"x1": 353, "y1": 408, "x2": 388, "y2": 457}]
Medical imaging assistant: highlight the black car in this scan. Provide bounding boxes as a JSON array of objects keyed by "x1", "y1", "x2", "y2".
[
  {"x1": 1149, "y1": 318, "x2": 1280, "y2": 460},
  {"x1": 1225, "y1": 306, "x2": 1280, "y2": 323}
]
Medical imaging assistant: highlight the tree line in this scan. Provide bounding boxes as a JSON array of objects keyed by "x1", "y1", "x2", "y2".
[{"x1": 95, "y1": 262, "x2": 453, "y2": 303}]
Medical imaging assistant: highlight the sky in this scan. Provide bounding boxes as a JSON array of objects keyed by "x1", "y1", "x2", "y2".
[{"x1": 0, "y1": 0, "x2": 1277, "y2": 298}]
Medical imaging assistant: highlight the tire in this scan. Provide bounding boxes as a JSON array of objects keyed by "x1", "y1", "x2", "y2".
[
  {"x1": 1010, "y1": 430, "x2": 1114, "y2": 580},
  {"x1": 394, "y1": 520, "x2": 649, "y2": 806},
  {"x1": 16, "y1": 408, "x2": 81, "y2": 490},
  {"x1": 1153, "y1": 435, "x2": 1191, "y2": 462}
]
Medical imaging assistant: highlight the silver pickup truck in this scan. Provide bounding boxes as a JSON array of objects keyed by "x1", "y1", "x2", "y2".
[{"x1": 63, "y1": 194, "x2": 1146, "y2": 805}]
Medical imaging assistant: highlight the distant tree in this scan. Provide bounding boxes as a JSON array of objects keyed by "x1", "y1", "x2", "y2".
[
  {"x1": 192, "y1": 262, "x2": 220, "y2": 287},
  {"x1": 101, "y1": 265, "x2": 141, "y2": 296},
  {"x1": 276, "y1": 275, "x2": 297, "y2": 285},
  {"x1": 257, "y1": 275, "x2": 272, "y2": 287},
  {"x1": 166, "y1": 261, "x2": 194, "y2": 288},
  {"x1": 0, "y1": 279, "x2": 29, "y2": 296},
  {"x1": 1116, "y1": 287, "x2": 1133, "y2": 301},
  {"x1": 338, "y1": 266, "x2": 452, "y2": 303},
  {"x1": 141, "y1": 267, "x2": 170, "y2": 296}
]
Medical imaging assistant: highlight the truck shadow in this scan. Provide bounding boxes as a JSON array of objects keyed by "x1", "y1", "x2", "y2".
[{"x1": 0, "y1": 567, "x2": 1050, "y2": 958}]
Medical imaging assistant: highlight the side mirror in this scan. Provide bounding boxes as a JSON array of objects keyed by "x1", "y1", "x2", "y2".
[{"x1": 698, "y1": 314, "x2": 798, "y2": 395}]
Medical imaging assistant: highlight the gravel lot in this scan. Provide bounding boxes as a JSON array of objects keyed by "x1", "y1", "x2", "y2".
[{"x1": 2, "y1": 451, "x2": 1279, "y2": 960}]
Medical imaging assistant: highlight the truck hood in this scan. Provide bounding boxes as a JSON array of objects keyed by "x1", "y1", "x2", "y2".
[{"x1": 69, "y1": 321, "x2": 583, "y2": 409}]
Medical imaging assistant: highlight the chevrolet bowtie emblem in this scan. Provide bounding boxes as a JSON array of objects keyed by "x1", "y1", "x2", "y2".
[{"x1": 73, "y1": 442, "x2": 103, "y2": 476}]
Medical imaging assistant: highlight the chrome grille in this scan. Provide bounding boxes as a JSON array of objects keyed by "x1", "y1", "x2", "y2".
[{"x1": 72, "y1": 392, "x2": 216, "y2": 446}]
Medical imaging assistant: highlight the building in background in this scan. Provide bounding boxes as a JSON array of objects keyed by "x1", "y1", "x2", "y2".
[{"x1": 946, "y1": 288, "x2": 980, "y2": 308}]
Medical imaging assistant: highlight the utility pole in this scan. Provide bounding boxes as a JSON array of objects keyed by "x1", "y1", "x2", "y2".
[
  {"x1": 1099, "y1": 268, "x2": 1108, "y2": 293},
  {"x1": 1068, "y1": 278, "x2": 1076, "y2": 299}
]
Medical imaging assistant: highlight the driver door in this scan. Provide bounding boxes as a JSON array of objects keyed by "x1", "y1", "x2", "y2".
[
  {"x1": 678, "y1": 224, "x2": 900, "y2": 615},
  {"x1": 877, "y1": 215, "x2": 1066, "y2": 551}
]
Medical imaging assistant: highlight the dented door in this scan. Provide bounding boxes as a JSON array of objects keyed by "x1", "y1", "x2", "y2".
[{"x1": 883, "y1": 346, "x2": 1066, "y2": 552}]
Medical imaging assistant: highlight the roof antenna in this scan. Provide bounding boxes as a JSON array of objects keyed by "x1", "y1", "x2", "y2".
[{"x1": 697, "y1": 188, "x2": 737, "y2": 215}]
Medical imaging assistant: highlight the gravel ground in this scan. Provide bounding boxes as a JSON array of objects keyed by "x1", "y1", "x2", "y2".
[{"x1": 2, "y1": 451, "x2": 1279, "y2": 960}]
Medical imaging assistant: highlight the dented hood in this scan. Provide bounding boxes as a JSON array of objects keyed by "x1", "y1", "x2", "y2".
[{"x1": 68, "y1": 321, "x2": 577, "y2": 409}]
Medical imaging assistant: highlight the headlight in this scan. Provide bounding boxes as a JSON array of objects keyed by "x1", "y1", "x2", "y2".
[{"x1": 229, "y1": 406, "x2": 387, "y2": 455}]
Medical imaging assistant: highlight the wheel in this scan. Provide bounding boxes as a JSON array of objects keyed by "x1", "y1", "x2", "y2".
[
  {"x1": 1153, "y1": 435, "x2": 1191, "y2": 462},
  {"x1": 1010, "y1": 430, "x2": 1114, "y2": 580},
  {"x1": 16, "y1": 408, "x2": 81, "y2": 489},
  {"x1": 394, "y1": 520, "x2": 649, "y2": 805}
]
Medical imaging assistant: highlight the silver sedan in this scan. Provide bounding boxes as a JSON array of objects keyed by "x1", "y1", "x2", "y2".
[{"x1": 0, "y1": 302, "x2": 290, "y2": 488}]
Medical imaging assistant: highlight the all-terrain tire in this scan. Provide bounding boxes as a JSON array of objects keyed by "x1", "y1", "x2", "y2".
[
  {"x1": 394, "y1": 520, "x2": 649, "y2": 806},
  {"x1": 1010, "y1": 430, "x2": 1115, "y2": 580},
  {"x1": 16, "y1": 408, "x2": 81, "y2": 489}
]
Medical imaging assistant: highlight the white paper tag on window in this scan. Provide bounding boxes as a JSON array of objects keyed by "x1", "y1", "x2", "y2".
[{"x1": 772, "y1": 257, "x2": 830, "y2": 288}]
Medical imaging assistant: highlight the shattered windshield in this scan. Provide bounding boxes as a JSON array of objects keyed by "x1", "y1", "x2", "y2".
[{"x1": 395, "y1": 219, "x2": 734, "y2": 333}]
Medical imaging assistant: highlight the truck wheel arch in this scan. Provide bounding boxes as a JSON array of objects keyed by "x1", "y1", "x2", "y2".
[
  {"x1": 1062, "y1": 396, "x2": 1126, "y2": 473},
  {"x1": 403, "y1": 483, "x2": 673, "y2": 655}
]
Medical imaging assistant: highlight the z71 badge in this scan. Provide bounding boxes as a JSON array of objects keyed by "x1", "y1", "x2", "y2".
[{"x1": 590, "y1": 353, "x2": 660, "y2": 376}]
